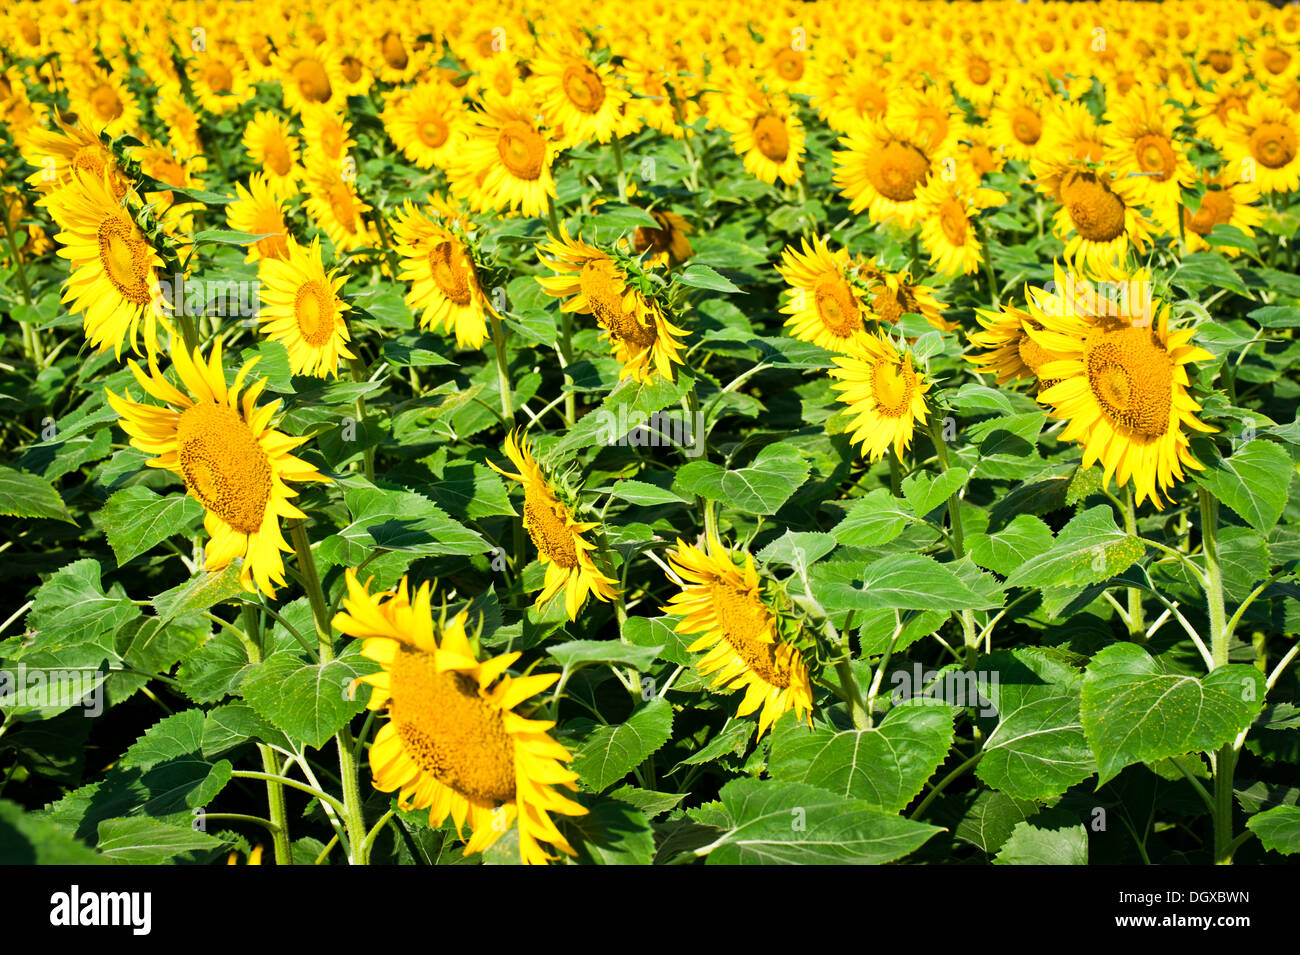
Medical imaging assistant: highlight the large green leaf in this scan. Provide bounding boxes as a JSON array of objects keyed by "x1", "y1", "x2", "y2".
[
  {"x1": 1246, "y1": 805, "x2": 1300, "y2": 856},
  {"x1": 812, "y1": 554, "x2": 1003, "y2": 612},
  {"x1": 95, "y1": 486, "x2": 204, "y2": 566},
  {"x1": 571, "y1": 698, "x2": 673, "y2": 793},
  {"x1": 674, "y1": 443, "x2": 810, "y2": 515},
  {"x1": 0, "y1": 466, "x2": 74, "y2": 523},
  {"x1": 1192, "y1": 440, "x2": 1293, "y2": 534},
  {"x1": 1003, "y1": 506, "x2": 1144, "y2": 588},
  {"x1": 239, "y1": 649, "x2": 368, "y2": 749},
  {"x1": 318, "y1": 484, "x2": 487, "y2": 565},
  {"x1": 96, "y1": 817, "x2": 225, "y2": 864}
]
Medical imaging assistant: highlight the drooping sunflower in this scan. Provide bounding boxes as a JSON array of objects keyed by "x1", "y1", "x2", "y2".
[
  {"x1": 866, "y1": 267, "x2": 953, "y2": 332},
  {"x1": 337, "y1": 571, "x2": 587, "y2": 865},
  {"x1": 829, "y1": 331, "x2": 932, "y2": 462},
  {"x1": 488, "y1": 430, "x2": 620, "y2": 621},
  {"x1": 632, "y1": 209, "x2": 694, "y2": 268},
  {"x1": 257, "y1": 238, "x2": 354, "y2": 378},
  {"x1": 536, "y1": 227, "x2": 687, "y2": 382},
  {"x1": 834, "y1": 118, "x2": 935, "y2": 227},
  {"x1": 106, "y1": 338, "x2": 328, "y2": 597},
  {"x1": 1025, "y1": 265, "x2": 1217, "y2": 509},
  {"x1": 225, "y1": 173, "x2": 291, "y2": 263},
  {"x1": 1051, "y1": 167, "x2": 1153, "y2": 273},
  {"x1": 529, "y1": 43, "x2": 630, "y2": 147},
  {"x1": 47, "y1": 171, "x2": 172, "y2": 361},
  {"x1": 662, "y1": 531, "x2": 813, "y2": 738},
  {"x1": 451, "y1": 94, "x2": 557, "y2": 219},
  {"x1": 776, "y1": 235, "x2": 871, "y2": 352},
  {"x1": 967, "y1": 303, "x2": 1066, "y2": 391},
  {"x1": 1223, "y1": 97, "x2": 1300, "y2": 195},
  {"x1": 243, "y1": 111, "x2": 303, "y2": 197},
  {"x1": 303, "y1": 155, "x2": 376, "y2": 252},
  {"x1": 1158, "y1": 168, "x2": 1265, "y2": 255},
  {"x1": 391, "y1": 198, "x2": 492, "y2": 349}
]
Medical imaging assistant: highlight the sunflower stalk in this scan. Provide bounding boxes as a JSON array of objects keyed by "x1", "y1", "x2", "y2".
[
  {"x1": 1122, "y1": 484, "x2": 1147, "y2": 639},
  {"x1": 1198, "y1": 487, "x2": 1237, "y2": 865},
  {"x1": 612, "y1": 135, "x2": 628, "y2": 203},
  {"x1": 239, "y1": 603, "x2": 294, "y2": 865},
  {"x1": 927, "y1": 414, "x2": 978, "y2": 664},
  {"x1": 347, "y1": 356, "x2": 376, "y2": 481}
]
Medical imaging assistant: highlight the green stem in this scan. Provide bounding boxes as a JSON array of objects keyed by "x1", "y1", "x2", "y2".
[
  {"x1": 909, "y1": 750, "x2": 985, "y2": 820},
  {"x1": 835, "y1": 658, "x2": 871, "y2": 730},
  {"x1": 928, "y1": 414, "x2": 978, "y2": 663},
  {"x1": 1200, "y1": 487, "x2": 1236, "y2": 864},
  {"x1": 1122, "y1": 485, "x2": 1146, "y2": 639},
  {"x1": 488, "y1": 310, "x2": 514, "y2": 424},
  {"x1": 612, "y1": 136, "x2": 627, "y2": 202},
  {"x1": 240, "y1": 604, "x2": 292, "y2": 865},
  {"x1": 348, "y1": 357, "x2": 375, "y2": 482}
]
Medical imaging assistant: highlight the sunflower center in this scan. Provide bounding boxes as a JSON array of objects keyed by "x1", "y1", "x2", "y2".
[
  {"x1": 263, "y1": 137, "x2": 293, "y2": 176},
  {"x1": 176, "y1": 402, "x2": 273, "y2": 535},
  {"x1": 1017, "y1": 328, "x2": 1052, "y2": 374},
  {"x1": 579, "y1": 260, "x2": 656, "y2": 351},
  {"x1": 327, "y1": 183, "x2": 359, "y2": 231},
  {"x1": 1084, "y1": 326, "x2": 1172, "y2": 437},
  {"x1": 1263, "y1": 47, "x2": 1292, "y2": 75},
  {"x1": 775, "y1": 49, "x2": 804, "y2": 81},
  {"x1": 292, "y1": 56, "x2": 333, "y2": 102},
  {"x1": 1250, "y1": 122, "x2": 1297, "y2": 169},
  {"x1": 381, "y1": 32, "x2": 408, "y2": 70},
  {"x1": 865, "y1": 139, "x2": 930, "y2": 201},
  {"x1": 428, "y1": 241, "x2": 475, "y2": 305},
  {"x1": 1063, "y1": 173, "x2": 1127, "y2": 242},
  {"x1": 293, "y1": 280, "x2": 336, "y2": 346},
  {"x1": 492, "y1": 69, "x2": 514, "y2": 96},
  {"x1": 18, "y1": 15, "x2": 40, "y2": 46},
  {"x1": 1011, "y1": 107, "x2": 1042, "y2": 145},
  {"x1": 1185, "y1": 189, "x2": 1235, "y2": 236},
  {"x1": 871, "y1": 359, "x2": 915, "y2": 417},
  {"x1": 96, "y1": 218, "x2": 153, "y2": 304},
  {"x1": 1216, "y1": 94, "x2": 1247, "y2": 123},
  {"x1": 939, "y1": 200, "x2": 968, "y2": 244},
  {"x1": 633, "y1": 223, "x2": 671, "y2": 257},
  {"x1": 417, "y1": 116, "x2": 449, "y2": 148},
  {"x1": 1134, "y1": 134, "x2": 1175, "y2": 179},
  {"x1": 966, "y1": 56, "x2": 992, "y2": 85},
  {"x1": 496, "y1": 121, "x2": 545, "y2": 180},
  {"x1": 562, "y1": 62, "x2": 606, "y2": 114},
  {"x1": 854, "y1": 86, "x2": 887, "y2": 119},
  {"x1": 752, "y1": 113, "x2": 790, "y2": 162},
  {"x1": 389, "y1": 648, "x2": 517, "y2": 806},
  {"x1": 320, "y1": 124, "x2": 344, "y2": 157},
  {"x1": 709, "y1": 581, "x2": 789, "y2": 688},
  {"x1": 1206, "y1": 50, "x2": 1233, "y2": 74},
  {"x1": 89, "y1": 84, "x2": 123, "y2": 123},
  {"x1": 523, "y1": 488, "x2": 579, "y2": 568},
  {"x1": 814, "y1": 278, "x2": 862, "y2": 337},
  {"x1": 204, "y1": 62, "x2": 234, "y2": 92},
  {"x1": 341, "y1": 55, "x2": 364, "y2": 82},
  {"x1": 475, "y1": 30, "x2": 497, "y2": 59}
]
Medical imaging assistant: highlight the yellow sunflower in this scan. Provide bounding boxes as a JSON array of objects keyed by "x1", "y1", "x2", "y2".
[
  {"x1": 631, "y1": 209, "x2": 694, "y2": 268},
  {"x1": 450, "y1": 94, "x2": 557, "y2": 219},
  {"x1": 274, "y1": 43, "x2": 341, "y2": 113},
  {"x1": 1052, "y1": 167, "x2": 1153, "y2": 273},
  {"x1": 67, "y1": 70, "x2": 140, "y2": 136},
  {"x1": 257, "y1": 238, "x2": 354, "y2": 378},
  {"x1": 989, "y1": 86, "x2": 1046, "y2": 162},
  {"x1": 188, "y1": 53, "x2": 253, "y2": 115},
  {"x1": 662, "y1": 531, "x2": 813, "y2": 738},
  {"x1": 834, "y1": 118, "x2": 935, "y2": 227},
  {"x1": 1160, "y1": 168, "x2": 1266, "y2": 255},
  {"x1": 22, "y1": 117, "x2": 129, "y2": 201},
  {"x1": 46, "y1": 171, "x2": 172, "y2": 362},
  {"x1": 967, "y1": 304, "x2": 1066, "y2": 390},
  {"x1": 383, "y1": 82, "x2": 464, "y2": 171},
  {"x1": 529, "y1": 43, "x2": 630, "y2": 147},
  {"x1": 300, "y1": 104, "x2": 356, "y2": 166},
  {"x1": 243, "y1": 111, "x2": 303, "y2": 198},
  {"x1": 1223, "y1": 97, "x2": 1300, "y2": 195},
  {"x1": 488, "y1": 430, "x2": 620, "y2": 620},
  {"x1": 829, "y1": 331, "x2": 932, "y2": 463},
  {"x1": 1191, "y1": 83, "x2": 1256, "y2": 151},
  {"x1": 1025, "y1": 266, "x2": 1217, "y2": 509},
  {"x1": 391, "y1": 198, "x2": 492, "y2": 350},
  {"x1": 225, "y1": 173, "x2": 291, "y2": 263},
  {"x1": 338, "y1": 570, "x2": 586, "y2": 865},
  {"x1": 303, "y1": 155, "x2": 376, "y2": 252},
  {"x1": 106, "y1": 337, "x2": 328, "y2": 597},
  {"x1": 915, "y1": 176, "x2": 987, "y2": 277},
  {"x1": 723, "y1": 90, "x2": 806, "y2": 187},
  {"x1": 536, "y1": 227, "x2": 687, "y2": 382},
  {"x1": 1105, "y1": 87, "x2": 1194, "y2": 208},
  {"x1": 866, "y1": 268, "x2": 954, "y2": 332},
  {"x1": 776, "y1": 235, "x2": 871, "y2": 352}
]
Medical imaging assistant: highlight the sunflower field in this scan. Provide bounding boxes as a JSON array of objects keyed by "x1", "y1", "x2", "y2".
[{"x1": 0, "y1": 0, "x2": 1298, "y2": 871}]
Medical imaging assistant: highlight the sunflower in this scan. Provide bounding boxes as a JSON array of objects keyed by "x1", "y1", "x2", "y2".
[
  {"x1": 1026, "y1": 267, "x2": 1217, "y2": 509},
  {"x1": 451, "y1": 94, "x2": 557, "y2": 219},
  {"x1": 383, "y1": 82, "x2": 464, "y2": 170},
  {"x1": 46, "y1": 171, "x2": 172, "y2": 361},
  {"x1": 866, "y1": 268, "x2": 953, "y2": 332},
  {"x1": 529, "y1": 43, "x2": 630, "y2": 147},
  {"x1": 967, "y1": 303, "x2": 1066, "y2": 390},
  {"x1": 391, "y1": 198, "x2": 492, "y2": 349},
  {"x1": 300, "y1": 105, "x2": 356, "y2": 166},
  {"x1": 257, "y1": 238, "x2": 354, "y2": 378},
  {"x1": 777, "y1": 235, "x2": 870, "y2": 351},
  {"x1": 22, "y1": 117, "x2": 129, "y2": 201},
  {"x1": 829, "y1": 331, "x2": 932, "y2": 462},
  {"x1": 67, "y1": 70, "x2": 140, "y2": 136},
  {"x1": 1105, "y1": 87, "x2": 1194, "y2": 208},
  {"x1": 303, "y1": 155, "x2": 376, "y2": 252},
  {"x1": 834, "y1": 118, "x2": 935, "y2": 227},
  {"x1": 226, "y1": 173, "x2": 291, "y2": 263},
  {"x1": 662, "y1": 531, "x2": 813, "y2": 738},
  {"x1": 188, "y1": 53, "x2": 253, "y2": 115},
  {"x1": 371, "y1": 27, "x2": 423, "y2": 85},
  {"x1": 631, "y1": 209, "x2": 694, "y2": 268},
  {"x1": 536, "y1": 227, "x2": 687, "y2": 382},
  {"x1": 488, "y1": 430, "x2": 620, "y2": 620},
  {"x1": 337, "y1": 570, "x2": 586, "y2": 865},
  {"x1": 989, "y1": 86, "x2": 1046, "y2": 161},
  {"x1": 723, "y1": 90, "x2": 806, "y2": 187},
  {"x1": 895, "y1": 85, "x2": 966, "y2": 156},
  {"x1": 1032, "y1": 101, "x2": 1110, "y2": 197},
  {"x1": 275, "y1": 44, "x2": 341, "y2": 113},
  {"x1": 950, "y1": 44, "x2": 1002, "y2": 107},
  {"x1": 106, "y1": 338, "x2": 329, "y2": 597},
  {"x1": 915, "y1": 176, "x2": 986, "y2": 277},
  {"x1": 156, "y1": 96, "x2": 203, "y2": 160},
  {"x1": 1223, "y1": 97, "x2": 1300, "y2": 195},
  {"x1": 814, "y1": 68, "x2": 893, "y2": 134},
  {"x1": 1191, "y1": 83, "x2": 1256, "y2": 150},
  {"x1": 1159, "y1": 168, "x2": 1265, "y2": 255},
  {"x1": 243, "y1": 111, "x2": 303, "y2": 197},
  {"x1": 1051, "y1": 167, "x2": 1153, "y2": 273}
]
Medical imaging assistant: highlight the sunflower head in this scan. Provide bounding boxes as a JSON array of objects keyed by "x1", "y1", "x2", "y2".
[
  {"x1": 829, "y1": 331, "x2": 933, "y2": 463},
  {"x1": 337, "y1": 570, "x2": 587, "y2": 865}
]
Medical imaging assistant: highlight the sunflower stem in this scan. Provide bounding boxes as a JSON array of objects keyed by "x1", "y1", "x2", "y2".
[
  {"x1": 928, "y1": 414, "x2": 979, "y2": 664},
  {"x1": 488, "y1": 310, "x2": 515, "y2": 424},
  {"x1": 612, "y1": 135, "x2": 628, "y2": 202},
  {"x1": 975, "y1": 220, "x2": 998, "y2": 308},
  {"x1": 347, "y1": 357, "x2": 376, "y2": 481},
  {"x1": 240, "y1": 603, "x2": 293, "y2": 865},
  {"x1": 1122, "y1": 484, "x2": 1146, "y2": 640},
  {"x1": 2, "y1": 204, "x2": 42, "y2": 368},
  {"x1": 1198, "y1": 487, "x2": 1237, "y2": 864}
]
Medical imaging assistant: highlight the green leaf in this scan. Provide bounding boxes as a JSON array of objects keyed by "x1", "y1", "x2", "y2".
[
  {"x1": 96, "y1": 817, "x2": 224, "y2": 864},
  {"x1": 547, "y1": 640, "x2": 662, "y2": 672},
  {"x1": 993, "y1": 815, "x2": 1088, "y2": 865},
  {"x1": 562, "y1": 794, "x2": 655, "y2": 865},
  {"x1": 572, "y1": 698, "x2": 673, "y2": 793},
  {"x1": 977, "y1": 694, "x2": 1095, "y2": 801},
  {"x1": 0, "y1": 466, "x2": 74, "y2": 522},
  {"x1": 151, "y1": 565, "x2": 246, "y2": 624},
  {"x1": 831, "y1": 488, "x2": 912, "y2": 547},
  {"x1": 674, "y1": 443, "x2": 810, "y2": 515},
  {"x1": 121, "y1": 709, "x2": 206, "y2": 769},
  {"x1": 955, "y1": 791, "x2": 1038, "y2": 855},
  {"x1": 757, "y1": 530, "x2": 837, "y2": 569},
  {"x1": 1247, "y1": 305, "x2": 1300, "y2": 328},
  {"x1": 968, "y1": 514, "x2": 1054, "y2": 577},
  {"x1": 1246, "y1": 805, "x2": 1300, "y2": 856},
  {"x1": 812, "y1": 554, "x2": 1003, "y2": 613},
  {"x1": 191, "y1": 228, "x2": 276, "y2": 247},
  {"x1": 240, "y1": 651, "x2": 368, "y2": 749},
  {"x1": 768, "y1": 703, "x2": 956, "y2": 812},
  {"x1": 605, "y1": 479, "x2": 689, "y2": 507},
  {"x1": 902, "y1": 467, "x2": 969, "y2": 518},
  {"x1": 0, "y1": 799, "x2": 104, "y2": 864},
  {"x1": 95, "y1": 487, "x2": 203, "y2": 566},
  {"x1": 318, "y1": 484, "x2": 487, "y2": 564},
  {"x1": 1081, "y1": 643, "x2": 1265, "y2": 785},
  {"x1": 1172, "y1": 252, "x2": 1248, "y2": 296},
  {"x1": 1003, "y1": 506, "x2": 1144, "y2": 588},
  {"x1": 677, "y1": 263, "x2": 742, "y2": 294},
  {"x1": 24, "y1": 559, "x2": 139, "y2": 662},
  {"x1": 1192, "y1": 439, "x2": 1293, "y2": 533},
  {"x1": 697, "y1": 779, "x2": 942, "y2": 865}
]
